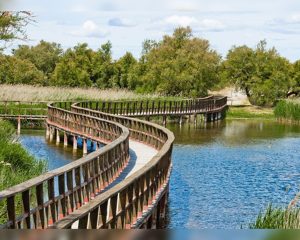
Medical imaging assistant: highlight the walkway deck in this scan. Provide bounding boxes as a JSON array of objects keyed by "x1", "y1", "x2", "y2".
[{"x1": 71, "y1": 140, "x2": 158, "y2": 229}]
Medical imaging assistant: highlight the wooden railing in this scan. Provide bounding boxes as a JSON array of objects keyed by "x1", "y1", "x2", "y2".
[
  {"x1": 80, "y1": 96, "x2": 227, "y2": 116},
  {"x1": 50, "y1": 103, "x2": 175, "y2": 229},
  {"x1": 0, "y1": 95, "x2": 227, "y2": 229},
  {"x1": 0, "y1": 103, "x2": 130, "y2": 229}
]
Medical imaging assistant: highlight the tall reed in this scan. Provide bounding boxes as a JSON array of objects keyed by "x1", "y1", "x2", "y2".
[{"x1": 274, "y1": 100, "x2": 300, "y2": 122}]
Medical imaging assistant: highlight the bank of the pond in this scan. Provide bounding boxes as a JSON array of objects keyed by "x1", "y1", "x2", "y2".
[
  {"x1": 0, "y1": 121, "x2": 46, "y2": 224},
  {"x1": 227, "y1": 106, "x2": 274, "y2": 120}
]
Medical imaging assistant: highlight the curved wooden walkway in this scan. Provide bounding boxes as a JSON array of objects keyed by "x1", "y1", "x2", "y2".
[{"x1": 0, "y1": 96, "x2": 227, "y2": 229}]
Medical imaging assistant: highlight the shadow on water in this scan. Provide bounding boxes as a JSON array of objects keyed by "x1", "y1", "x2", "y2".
[{"x1": 166, "y1": 169, "x2": 191, "y2": 229}]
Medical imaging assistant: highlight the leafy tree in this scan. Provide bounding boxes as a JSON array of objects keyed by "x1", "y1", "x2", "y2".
[
  {"x1": 289, "y1": 60, "x2": 300, "y2": 97},
  {"x1": 12, "y1": 40, "x2": 62, "y2": 84},
  {"x1": 92, "y1": 41, "x2": 118, "y2": 88},
  {"x1": 114, "y1": 52, "x2": 137, "y2": 88},
  {"x1": 51, "y1": 43, "x2": 93, "y2": 87},
  {"x1": 132, "y1": 27, "x2": 221, "y2": 97},
  {"x1": 0, "y1": 54, "x2": 43, "y2": 85},
  {"x1": 0, "y1": 11, "x2": 33, "y2": 51},
  {"x1": 223, "y1": 40, "x2": 292, "y2": 106}
]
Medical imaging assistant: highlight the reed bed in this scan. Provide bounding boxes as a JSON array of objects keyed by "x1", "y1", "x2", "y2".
[
  {"x1": 274, "y1": 100, "x2": 300, "y2": 122},
  {"x1": 250, "y1": 205, "x2": 300, "y2": 229},
  {"x1": 0, "y1": 84, "x2": 158, "y2": 102}
]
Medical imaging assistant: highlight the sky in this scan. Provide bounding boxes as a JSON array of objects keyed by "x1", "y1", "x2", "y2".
[{"x1": 2, "y1": 0, "x2": 300, "y2": 61}]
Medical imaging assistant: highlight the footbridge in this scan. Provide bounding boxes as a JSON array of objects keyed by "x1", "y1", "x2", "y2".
[{"x1": 0, "y1": 96, "x2": 227, "y2": 229}]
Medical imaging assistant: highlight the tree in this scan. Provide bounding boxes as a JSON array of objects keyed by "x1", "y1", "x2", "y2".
[
  {"x1": 0, "y1": 54, "x2": 44, "y2": 85},
  {"x1": 114, "y1": 52, "x2": 137, "y2": 88},
  {"x1": 91, "y1": 41, "x2": 118, "y2": 88},
  {"x1": 13, "y1": 40, "x2": 62, "y2": 84},
  {"x1": 131, "y1": 27, "x2": 221, "y2": 97},
  {"x1": 0, "y1": 11, "x2": 33, "y2": 51},
  {"x1": 51, "y1": 43, "x2": 93, "y2": 87},
  {"x1": 223, "y1": 40, "x2": 293, "y2": 106},
  {"x1": 289, "y1": 60, "x2": 300, "y2": 97}
]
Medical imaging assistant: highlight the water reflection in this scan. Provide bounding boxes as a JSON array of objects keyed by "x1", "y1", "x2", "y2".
[
  {"x1": 168, "y1": 120, "x2": 300, "y2": 146},
  {"x1": 167, "y1": 119, "x2": 300, "y2": 229}
]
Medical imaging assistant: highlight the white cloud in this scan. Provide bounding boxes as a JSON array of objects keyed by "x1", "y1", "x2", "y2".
[
  {"x1": 108, "y1": 17, "x2": 136, "y2": 27},
  {"x1": 70, "y1": 20, "x2": 109, "y2": 38},
  {"x1": 171, "y1": 1, "x2": 200, "y2": 12},
  {"x1": 151, "y1": 15, "x2": 226, "y2": 32},
  {"x1": 165, "y1": 15, "x2": 198, "y2": 26}
]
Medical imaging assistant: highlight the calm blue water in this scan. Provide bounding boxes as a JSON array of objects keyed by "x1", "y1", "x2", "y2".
[{"x1": 19, "y1": 120, "x2": 300, "y2": 229}]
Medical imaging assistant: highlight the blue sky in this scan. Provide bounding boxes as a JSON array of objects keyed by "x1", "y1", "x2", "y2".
[{"x1": 2, "y1": 0, "x2": 300, "y2": 61}]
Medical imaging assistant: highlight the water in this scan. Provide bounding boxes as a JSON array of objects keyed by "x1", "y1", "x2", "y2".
[
  {"x1": 19, "y1": 120, "x2": 300, "y2": 229},
  {"x1": 167, "y1": 120, "x2": 300, "y2": 229}
]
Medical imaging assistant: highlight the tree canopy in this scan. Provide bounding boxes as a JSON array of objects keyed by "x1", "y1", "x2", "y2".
[
  {"x1": 223, "y1": 40, "x2": 293, "y2": 106},
  {"x1": 0, "y1": 22, "x2": 299, "y2": 106},
  {"x1": 131, "y1": 27, "x2": 221, "y2": 97},
  {"x1": 0, "y1": 11, "x2": 33, "y2": 51}
]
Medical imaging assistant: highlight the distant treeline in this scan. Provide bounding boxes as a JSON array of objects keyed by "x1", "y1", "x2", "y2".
[{"x1": 1, "y1": 27, "x2": 300, "y2": 106}]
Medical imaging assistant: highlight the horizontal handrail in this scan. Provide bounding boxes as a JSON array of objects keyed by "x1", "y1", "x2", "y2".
[{"x1": 0, "y1": 102, "x2": 130, "y2": 229}]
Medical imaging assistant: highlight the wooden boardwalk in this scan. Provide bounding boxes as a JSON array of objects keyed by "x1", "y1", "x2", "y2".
[
  {"x1": 71, "y1": 140, "x2": 158, "y2": 229},
  {"x1": 0, "y1": 96, "x2": 227, "y2": 229}
]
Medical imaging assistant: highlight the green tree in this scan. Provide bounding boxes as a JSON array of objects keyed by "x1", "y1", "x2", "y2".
[
  {"x1": 51, "y1": 43, "x2": 93, "y2": 87},
  {"x1": 0, "y1": 11, "x2": 33, "y2": 51},
  {"x1": 114, "y1": 52, "x2": 137, "y2": 88},
  {"x1": 223, "y1": 40, "x2": 292, "y2": 106},
  {"x1": 92, "y1": 41, "x2": 117, "y2": 88},
  {"x1": 13, "y1": 40, "x2": 62, "y2": 84},
  {"x1": 132, "y1": 27, "x2": 221, "y2": 97},
  {"x1": 0, "y1": 54, "x2": 44, "y2": 85},
  {"x1": 289, "y1": 60, "x2": 300, "y2": 97}
]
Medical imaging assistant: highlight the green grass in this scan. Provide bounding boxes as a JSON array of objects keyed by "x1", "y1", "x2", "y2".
[
  {"x1": 0, "y1": 120, "x2": 46, "y2": 224},
  {"x1": 227, "y1": 106, "x2": 275, "y2": 120},
  {"x1": 274, "y1": 100, "x2": 300, "y2": 122},
  {"x1": 250, "y1": 205, "x2": 300, "y2": 229}
]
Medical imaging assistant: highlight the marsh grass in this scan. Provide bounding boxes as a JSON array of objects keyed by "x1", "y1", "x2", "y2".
[
  {"x1": 0, "y1": 120, "x2": 46, "y2": 224},
  {"x1": 274, "y1": 100, "x2": 300, "y2": 122},
  {"x1": 0, "y1": 84, "x2": 159, "y2": 101},
  {"x1": 250, "y1": 205, "x2": 300, "y2": 229}
]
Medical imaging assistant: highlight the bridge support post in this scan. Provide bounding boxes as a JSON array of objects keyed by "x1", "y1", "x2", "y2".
[
  {"x1": 17, "y1": 116, "x2": 21, "y2": 135},
  {"x1": 162, "y1": 116, "x2": 167, "y2": 126},
  {"x1": 46, "y1": 125, "x2": 50, "y2": 139},
  {"x1": 179, "y1": 116, "x2": 183, "y2": 126},
  {"x1": 56, "y1": 129, "x2": 60, "y2": 144},
  {"x1": 64, "y1": 132, "x2": 68, "y2": 147},
  {"x1": 83, "y1": 139, "x2": 88, "y2": 155},
  {"x1": 49, "y1": 127, "x2": 54, "y2": 142},
  {"x1": 94, "y1": 141, "x2": 99, "y2": 151},
  {"x1": 73, "y1": 136, "x2": 77, "y2": 150},
  {"x1": 194, "y1": 114, "x2": 197, "y2": 126}
]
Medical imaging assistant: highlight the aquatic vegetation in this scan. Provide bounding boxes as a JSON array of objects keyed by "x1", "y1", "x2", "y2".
[
  {"x1": 250, "y1": 205, "x2": 300, "y2": 229},
  {"x1": 274, "y1": 100, "x2": 300, "y2": 122},
  {"x1": 0, "y1": 120, "x2": 46, "y2": 224}
]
